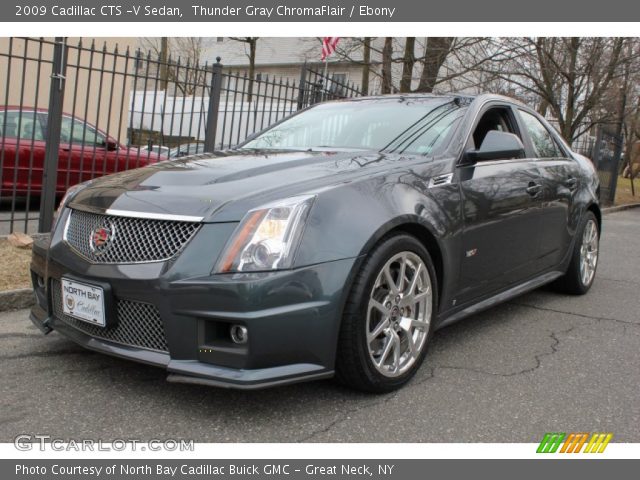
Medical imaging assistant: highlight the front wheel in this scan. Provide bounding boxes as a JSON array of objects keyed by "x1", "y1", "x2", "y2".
[
  {"x1": 336, "y1": 234, "x2": 437, "y2": 392},
  {"x1": 552, "y1": 211, "x2": 600, "y2": 295}
]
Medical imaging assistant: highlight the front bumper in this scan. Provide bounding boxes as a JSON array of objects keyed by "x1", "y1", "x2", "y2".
[{"x1": 30, "y1": 219, "x2": 358, "y2": 389}]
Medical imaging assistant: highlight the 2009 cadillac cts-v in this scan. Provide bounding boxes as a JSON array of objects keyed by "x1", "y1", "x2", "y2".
[{"x1": 30, "y1": 94, "x2": 601, "y2": 392}]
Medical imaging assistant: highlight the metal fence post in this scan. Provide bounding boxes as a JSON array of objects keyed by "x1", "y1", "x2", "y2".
[
  {"x1": 296, "y1": 62, "x2": 307, "y2": 110},
  {"x1": 609, "y1": 132, "x2": 624, "y2": 204},
  {"x1": 204, "y1": 57, "x2": 223, "y2": 153},
  {"x1": 38, "y1": 37, "x2": 67, "y2": 233},
  {"x1": 593, "y1": 127, "x2": 603, "y2": 169}
]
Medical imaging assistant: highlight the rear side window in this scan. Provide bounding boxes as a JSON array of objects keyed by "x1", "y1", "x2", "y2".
[
  {"x1": 519, "y1": 110, "x2": 562, "y2": 158},
  {"x1": 60, "y1": 116, "x2": 106, "y2": 146},
  {"x1": 0, "y1": 111, "x2": 45, "y2": 141}
]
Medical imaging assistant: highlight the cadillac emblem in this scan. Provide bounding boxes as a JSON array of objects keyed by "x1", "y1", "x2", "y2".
[{"x1": 89, "y1": 221, "x2": 115, "y2": 254}]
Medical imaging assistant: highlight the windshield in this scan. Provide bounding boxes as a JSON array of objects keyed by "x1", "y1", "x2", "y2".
[{"x1": 242, "y1": 98, "x2": 466, "y2": 155}]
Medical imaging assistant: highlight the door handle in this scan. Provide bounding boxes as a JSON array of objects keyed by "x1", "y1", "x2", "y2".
[
  {"x1": 565, "y1": 177, "x2": 578, "y2": 190},
  {"x1": 526, "y1": 182, "x2": 542, "y2": 196}
]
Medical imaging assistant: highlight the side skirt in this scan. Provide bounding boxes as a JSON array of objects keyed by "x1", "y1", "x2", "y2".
[{"x1": 436, "y1": 270, "x2": 564, "y2": 330}]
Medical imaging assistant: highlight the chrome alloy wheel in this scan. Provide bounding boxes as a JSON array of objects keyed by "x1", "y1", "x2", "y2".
[
  {"x1": 366, "y1": 251, "x2": 432, "y2": 377},
  {"x1": 580, "y1": 218, "x2": 599, "y2": 287}
]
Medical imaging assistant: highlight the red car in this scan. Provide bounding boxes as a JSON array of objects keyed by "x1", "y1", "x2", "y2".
[{"x1": 0, "y1": 106, "x2": 165, "y2": 197}]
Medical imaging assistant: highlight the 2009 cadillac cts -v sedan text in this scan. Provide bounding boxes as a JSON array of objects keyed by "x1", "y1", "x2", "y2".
[{"x1": 30, "y1": 94, "x2": 601, "y2": 392}]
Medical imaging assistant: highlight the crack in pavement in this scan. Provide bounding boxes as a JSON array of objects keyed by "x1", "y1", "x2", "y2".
[
  {"x1": 300, "y1": 324, "x2": 576, "y2": 441},
  {"x1": 434, "y1": 326, "x2": 575, "y2": 378},
  {"x1": 299, "y1": 367, "x2": 436, "y2": 442},
  {"x1": 511, "y1": 302, "x2": 640, "y2": 328}
]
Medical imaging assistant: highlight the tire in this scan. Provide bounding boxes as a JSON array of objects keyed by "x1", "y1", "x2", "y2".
[
  {"x1": 335, "y1": 234, "x2": 438, "y2": 393},
  {"x1": 552, "y1": 211, "x2": 600, "y2": 295}
]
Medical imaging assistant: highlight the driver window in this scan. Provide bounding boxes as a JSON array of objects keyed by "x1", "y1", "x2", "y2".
[{"x1": 472, "y1": 107, "x2": 519, "y2": 151}]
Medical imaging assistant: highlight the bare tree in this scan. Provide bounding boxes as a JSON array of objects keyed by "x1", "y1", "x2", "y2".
[
  {"x1": 139, "y1": 37, "x2": 214, "y2": 95},
  {"x1": 381, "y1": 37, "x2": 394, "y2": 94},
  {"x1": 229, "y1": 37, "x2": 259, "y2": 101},
  {"x1": 328, "y1": 37, "x2": 500, "y2": 95},
  {"x1": 479, "y1": 37, "x2": 639, "y2": 141},
  {"x1": 361, "y1": 37, "x2": 371, "y2": 95},
  {"x1": 415, "y1": 37, "x2": 454, "y2": 93},
  {"x1": 399, "y1": 37, "x2": 416, "y2": 93}
]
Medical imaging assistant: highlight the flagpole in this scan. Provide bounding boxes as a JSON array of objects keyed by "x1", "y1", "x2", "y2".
[{"x1": 323, "y1": 56, "x2": 328, "y2": 81}]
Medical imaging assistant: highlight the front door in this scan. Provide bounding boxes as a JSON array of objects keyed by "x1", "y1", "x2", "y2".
[{"x1": 457, "y1": 104, "x2": 543, "y2": 304}]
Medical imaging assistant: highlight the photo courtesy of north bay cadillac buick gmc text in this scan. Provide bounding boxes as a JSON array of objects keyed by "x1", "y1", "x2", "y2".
[{"x1": 29, "y1": 94, "x2": 601, "y2": 392}]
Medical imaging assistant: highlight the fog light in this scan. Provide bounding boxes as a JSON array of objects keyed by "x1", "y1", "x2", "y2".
[{"x1": 230, "y1": 325, "x2": 248, "y2": 344}]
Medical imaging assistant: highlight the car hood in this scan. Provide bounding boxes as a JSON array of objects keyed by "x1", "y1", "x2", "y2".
[{"x1": 69, "y1": 149, "x2": 425, "y2": 222}]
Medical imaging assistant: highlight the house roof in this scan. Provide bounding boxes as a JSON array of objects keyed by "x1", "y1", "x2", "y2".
[{"x1": 203, "y1": 38, "x2": 323, "y2": 67}]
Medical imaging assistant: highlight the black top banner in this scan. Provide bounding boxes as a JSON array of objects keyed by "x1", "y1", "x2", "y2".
[{"x1": 5, "y1": 0, "x2": 640, "y2": 21}]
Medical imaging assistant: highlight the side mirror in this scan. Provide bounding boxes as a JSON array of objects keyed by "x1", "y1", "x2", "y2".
[
  {"x1": 463, "y1": 130, "x2": 526, "y2": 164},
  {"x1": 105, "y1": 138, "x2": 119, "y2": 151}
]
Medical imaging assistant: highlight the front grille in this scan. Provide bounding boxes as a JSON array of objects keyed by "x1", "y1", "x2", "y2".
[
  {"x1": 64, "y1": 209, "x2": 201, "y2": 264},
  {"x1": 51, "y1": 280, "x2": 169, "y2": 352}
]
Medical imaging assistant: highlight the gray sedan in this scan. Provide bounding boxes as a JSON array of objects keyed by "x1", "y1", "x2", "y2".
[{"x1": 30, "y1": 94, "x2": 601, "y2": 392}]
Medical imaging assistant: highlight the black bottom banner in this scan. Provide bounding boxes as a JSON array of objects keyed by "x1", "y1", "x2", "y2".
[{"x1": 3, "y1": 459, "x2": 639, "y2": 480}]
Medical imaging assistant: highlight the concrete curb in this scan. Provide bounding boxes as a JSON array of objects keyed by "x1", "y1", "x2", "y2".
[
  {"x1": 602, "y1": 203, "x2": 640, "y2": 214},
  {"x1": 0, "y1": 288, "x2": 34, "y2": 312},
  {"x1": 0, "y1": 232, "x2": 49, "y2": 241}
]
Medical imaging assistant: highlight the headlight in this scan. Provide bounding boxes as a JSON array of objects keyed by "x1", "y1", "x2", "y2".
[
  {"x1": 216, "y1": 195, "x2": 315, "y2": 273},
  {"x1": 51, "y1": 182, "x2": 88, "y2": 232}
]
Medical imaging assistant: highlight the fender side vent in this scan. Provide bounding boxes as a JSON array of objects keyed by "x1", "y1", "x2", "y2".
[{"x1": 428, "y1": 173, "x2": 454, "y2": 188}]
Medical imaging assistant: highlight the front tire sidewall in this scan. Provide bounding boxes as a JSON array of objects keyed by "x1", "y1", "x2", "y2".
[{"x1": 345, "y1": 235, "x2": 438, "y2": 392}]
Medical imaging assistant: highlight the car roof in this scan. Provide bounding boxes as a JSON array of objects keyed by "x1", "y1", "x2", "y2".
[{"x1": 324, "y1": 92, "x2": 527, "y2": 109}]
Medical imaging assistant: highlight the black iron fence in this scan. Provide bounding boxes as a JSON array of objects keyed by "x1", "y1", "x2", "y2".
[
  {"x1": 0, "y1": 37, "x2": 364, "y2": 235},
  {"x1": 572, "y1": 127, "x2": 624, "y2": 206},
  {"x1": 0, "y1": 37, "x2": 626, "y2": 234}
]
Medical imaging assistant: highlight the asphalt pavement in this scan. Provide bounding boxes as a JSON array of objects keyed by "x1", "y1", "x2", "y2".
[{"x1": 0, "y1": 209, "x2": 638, "y2": 443}]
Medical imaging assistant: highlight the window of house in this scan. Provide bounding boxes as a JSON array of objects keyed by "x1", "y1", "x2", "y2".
[{"x1": 332, "y1": 73, "x2": 347, "y2": 84}]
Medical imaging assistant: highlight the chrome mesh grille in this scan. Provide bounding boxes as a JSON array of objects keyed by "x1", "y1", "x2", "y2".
[
  {"x1": 51, "y1": 280, "x2": 169, "y2": 352},
  {"x1": 64, "y1": 209, "x2": 201, "y2": 264}
]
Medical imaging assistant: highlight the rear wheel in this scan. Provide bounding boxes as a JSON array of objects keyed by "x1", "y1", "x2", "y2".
[
  {"x1": 336, "y1": 234, "x2": 437, "y2": 392},
  {"x1": 553, "y1": 211, "x2": 599, "y2": 295}
]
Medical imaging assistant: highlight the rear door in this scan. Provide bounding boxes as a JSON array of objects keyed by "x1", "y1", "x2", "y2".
[
  {"x1": 457, "y1": 103, "x2": 544, "y2": 304},
  {"x1": 516, "y1": 109, "x2": 581, "y2": 270}
]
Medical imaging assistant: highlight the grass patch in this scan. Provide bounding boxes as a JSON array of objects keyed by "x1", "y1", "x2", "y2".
[
  {"x1": 615, "y1": 175, "x2": 640, "y2": 206},
  {"x1": 0, "y1": 239, "x2": 32, "y2": 291}
]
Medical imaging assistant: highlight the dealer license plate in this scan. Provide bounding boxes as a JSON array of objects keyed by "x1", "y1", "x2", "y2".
[{"x1": 61, "y1": 278, "x2": 106, "y2": 327}]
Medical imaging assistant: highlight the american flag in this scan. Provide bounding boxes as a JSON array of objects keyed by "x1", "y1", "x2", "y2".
[{"x1": 321, "y1": 37, "x2": 340, "y2": 61}]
